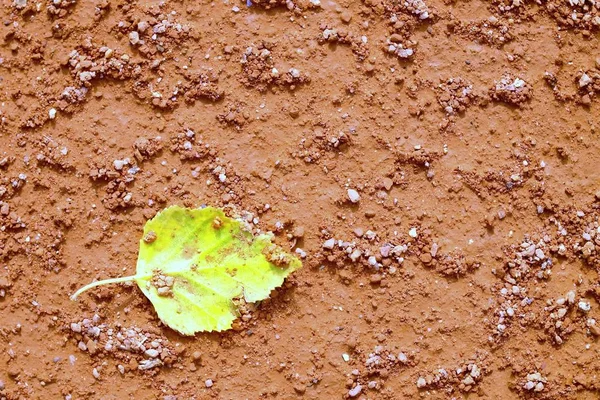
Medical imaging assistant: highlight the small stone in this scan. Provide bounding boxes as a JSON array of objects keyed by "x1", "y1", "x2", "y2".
[
  {"x1": 582, "y1": 241, "x2": 595, "y2": 257},
  {"x1": 582, "y1": 94, "x2": 591, "y2": 106},
  {"x1": 578, "y1": 301, "x2": 591, "y2": 312},
  {"x1": 129, "y1": 31, "x2": 140, "y2": 45},
  {"x1": 145, "y1": 349, "x2": 159, "y2": 358},
  {"x1": 462, "y1": 375, "x2": 475, "y2": 385},
  {"x1": 138, "y1": 21, "x2": 149, "y2": 32},
  {"x1": 347, "y1": 189, "x2": 361, "y2": 203},
  {"x1": 408, "y1": 227, "x2": 418, "y2": 238},
  {"x1": 430, "y1": 243, "x2": 439, "y2": 257},
  {"x1": 534, "y1": 382, "x2": 544, "y2": 392},
  {"x1": 113, "y1": 160, "x2": 125, "y2": 171},
  {"x1": 380, "y1": 245, "x2": 391, "y2": 258},
  {"x1": 14, "y1": 0, "x2": 27, "y2": 9},
  {"x1": 370, "y1": 274, "x2": 382, "y2": 284},
  {"x1": 143, "y1": 231, "x2": 157, "y2": 243},
  {"x1": 348, "y1": 384, "x2": 362, "y2": 397},
  {"x1": 382, "y1": 177, "x2": 393, "y2": 191},
  {"x1": 353, "y1": 228, "x2": 364, "y2": 238},
  {"x1": 589, "y1": 324, "x2": 600, "y2": 336},
  {"x1": 367, "y1": 256, "x2": 377, "y2": 266},
  {"x1": 349, "y1": 249, "x2": 362, "y2": 262},
  {"x1": 340, "y1": 11, "x2": 352, "y2": 23},
  {"x1": 535, "y1": 249, "x2": 545, "y2": 259},
  {"x1": 389, "y1": 33, "x2": 403, "y2": 43},
  {"x1": 205, "y1": 379, "x2": 213, "y2": 388},
  {"x1": 192, "y1": 351, "x2": 202, "y2": 361},
  {"x1": 48, "y1": 108, "x2": 57, "y2": 119},
  {"x1": 420, "y1": 253, "x2": 432, "y2": 264},
  {"x1": 293, "y1": 383, "x2": 306, "y2": 394},
  {"x1": 323, "y1": 238, "x2": 336, "y2": 249},
  {"x1": 7, "y1": 366, "x2": 19, "y2": 378},
  {"x1": 579, "y1": 73, "x2": 591, "y2": 88},
  {"x1": 524, "y1": 381, "x2": 535, "y2": 390},
  {"x1": 1, "y1": 203, "x2": 10, "y2": 216},
  {"x1": 398, "y1": 352, "x2": 408, "y2": 363},
  {"x1": 86, "y1": 340, "x2": 98, "y2": 355},
  {"x1": 292, "y1": 226, "x2": 305, "y2": 238},
  {"x1": 92, "y1": 368, "x2": 100, "y2": 379},
  {"x1": 416, "y1": 377, "x2": 427, "y2": 388},
  {"x1": 527, "y1": 372, "x2": 543, "y2": 382}
]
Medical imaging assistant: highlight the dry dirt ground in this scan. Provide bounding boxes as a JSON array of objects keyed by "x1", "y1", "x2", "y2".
[{"x1": 1, "y1": 0, "x2": 600, "y2": 398}]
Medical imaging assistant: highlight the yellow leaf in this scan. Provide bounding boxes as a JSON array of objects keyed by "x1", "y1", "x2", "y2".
[{"x1": 71, "y1": 206, "x2": 302, "y2": 334}]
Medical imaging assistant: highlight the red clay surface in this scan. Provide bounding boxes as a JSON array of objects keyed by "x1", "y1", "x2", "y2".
[{"x1": 1, "y1": 0, "x2": 600, "y2": 398}]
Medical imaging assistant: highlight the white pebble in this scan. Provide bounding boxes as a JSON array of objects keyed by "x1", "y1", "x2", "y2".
[
  {"x1": 579, "y1": 73, "x2": 591, "y2": 88},
  {"x1": 579, "y1": 301, "x2": 591, "y2": 312},
  {"x1": 129, "y1": 31, "x2": 140, "y2": 45},
  {"x1": 348, "y1": 384, "x2": 362, "y2": 397},
  {"x1": 347, "y1": 189, "x2": 360, "y2": 203},
  {"x1": 145, "y1": 349, "x2": 159, "y2": 358},
  {"x1": 113, "y1": 160, "x2": 125, "y2": 170},
  {"x1": 408, "y1": 227, "x2": 418, "y2": 238},
  {"x1": 323, "y1": 238, "x2": 336, "y2": 249},
  {"x1": 535, "y1": 249, "x2": 545, "y2": 259}
]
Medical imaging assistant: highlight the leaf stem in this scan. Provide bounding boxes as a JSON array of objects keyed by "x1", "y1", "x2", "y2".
[{"x1": 70, "y1": 275, "x2": 139, "y2": 300}]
